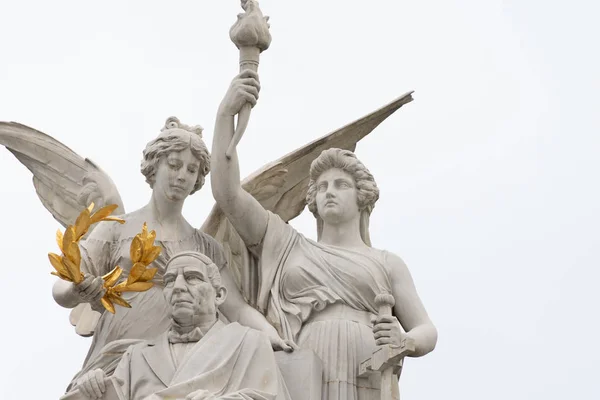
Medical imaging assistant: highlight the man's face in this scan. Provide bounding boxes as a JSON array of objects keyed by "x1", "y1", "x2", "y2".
[{"x1": 163, "y1": 256, "x2": 226, "y2": 325}]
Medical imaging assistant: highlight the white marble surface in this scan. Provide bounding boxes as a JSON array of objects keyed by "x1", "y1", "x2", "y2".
[{"x1": 1, "y1": 2, "x2": 598, "y2": 400}]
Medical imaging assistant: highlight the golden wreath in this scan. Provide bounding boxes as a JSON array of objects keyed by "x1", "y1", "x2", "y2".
[{"x1": 48, "y1": 203, "x2": 161, "y2": 314}]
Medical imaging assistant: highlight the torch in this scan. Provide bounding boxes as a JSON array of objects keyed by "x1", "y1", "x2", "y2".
[{"x1": 226, "y1": 0, "x2": 272, "y2": 159}]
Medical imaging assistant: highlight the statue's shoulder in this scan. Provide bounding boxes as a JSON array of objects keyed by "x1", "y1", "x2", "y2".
[
  {"x1": 382, "y1": 250, "x2": 407, "y2": 269},
  {"x1": 195, "y1": 229, "x2": 226, "y2": 253},
  {"x1": 378, "y1": 249, "x2": 416, "y2": 283},
  {"x1": 366, "y1": 247, "x2": 407, "y2": 277},
  {"x1": 195, "y1": 229, "x2": 218, "y2": 243}
]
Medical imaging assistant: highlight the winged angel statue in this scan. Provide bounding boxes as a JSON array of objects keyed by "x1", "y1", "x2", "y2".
[{"x1": 0, "y1": 86, "x2": 414, "y2": 389}]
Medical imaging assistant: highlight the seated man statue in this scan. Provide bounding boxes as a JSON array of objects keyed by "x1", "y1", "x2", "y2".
[{"x1": 74, "y1": 251, "x2": 291, "y2": 400}]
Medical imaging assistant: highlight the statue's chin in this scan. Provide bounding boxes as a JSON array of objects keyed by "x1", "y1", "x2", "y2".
[
  {"x1": 171, "y1": 307, "x2": 195, "y2": 322},
  {"x1": 319, "y1": 210, "x2": 344, "y2": 225}
]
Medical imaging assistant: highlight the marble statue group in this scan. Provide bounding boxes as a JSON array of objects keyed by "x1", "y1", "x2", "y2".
[{"x1": 0, "y1": 2, "x2": 437, "y2": 399}]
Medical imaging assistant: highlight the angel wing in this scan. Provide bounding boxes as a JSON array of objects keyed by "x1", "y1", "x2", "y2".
[
  {"x1": 201, "y1": 92, "x2": 413, "y2": 304},
  {"x1": 0, "y1": 122, "x2": 125, "y2": 228},
  {"x1": 0, "y1": 121, "x2": 126, "y2": 335}
]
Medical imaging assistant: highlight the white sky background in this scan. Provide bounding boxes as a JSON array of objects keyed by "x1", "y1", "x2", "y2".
[{"x1": 0, "y1": 1, "x2": 598, "y2": 398}]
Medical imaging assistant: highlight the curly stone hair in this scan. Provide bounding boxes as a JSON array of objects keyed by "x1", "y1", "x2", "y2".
[
  {"x1": 306, "y1": 148, "x2": 379, "y2": 246},
  {"x1": 141, "y1": 117, "x2": 210, "y2": 195}
]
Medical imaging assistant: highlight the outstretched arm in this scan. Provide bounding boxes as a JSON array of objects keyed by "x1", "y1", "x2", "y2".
[{"x1": 211, "y1": 70, "x2": 268, "y2": 247}]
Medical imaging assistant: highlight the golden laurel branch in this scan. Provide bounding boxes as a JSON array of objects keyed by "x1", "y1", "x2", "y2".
[
  {"x1": 48, "y1": 203, "x2": 161, "y2": 314},
  {"x1": 101, "y1": 222, "x2": 161, "y2": 313},
  {"x1": 48, "y1": 203, "x2": 124, "y2": 284}
]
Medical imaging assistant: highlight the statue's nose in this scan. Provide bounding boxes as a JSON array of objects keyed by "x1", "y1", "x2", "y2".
[{"x1": 173, "y1": 274, "x2": 188, "y2": 291}]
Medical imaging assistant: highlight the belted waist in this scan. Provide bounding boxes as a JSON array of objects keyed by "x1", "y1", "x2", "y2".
[{"x1": 306, "y1": 303, "x2": 375, "y2": 327}]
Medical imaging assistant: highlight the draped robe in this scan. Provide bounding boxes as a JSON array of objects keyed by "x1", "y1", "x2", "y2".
[{"x1": 255, "y1": 212, "x2": 394, "y2": 400}]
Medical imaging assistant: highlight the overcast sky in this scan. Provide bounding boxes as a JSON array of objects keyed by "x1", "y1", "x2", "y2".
[{"x1": 0, "y1": 1, "x2": 598, "y2": 399}]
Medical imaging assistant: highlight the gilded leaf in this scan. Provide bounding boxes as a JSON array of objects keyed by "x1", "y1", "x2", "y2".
[
  {"x1": 141, "y1": 246, "x2": 161, "y2": 265},
  {"x1": 62, "y1": 226, "x2": 76, "y2": 252},
  {"x1": 87, "y1": 202, "x2": 95, "y2": 213},
  {"x1": 74, "y1": 207, "x2": 91, "y2": 240},
  {"x1": 140, "y1": 223, "x2": 149, "y2": 239},
  {"x1": 101, "y1": 297, "x2": 115, "y2": 314},
  {"x1": 120, "y1": 281, "x2": 154, "y2": 292},
  {"x1": 50, "y1": 271, "x2": 70, "y2": 280},
  {"x1": 101, "y1": 216, "x2": 125, "y2": 224},
  {"x1": 107, "y1": 293, "x2": 131, "y2": 308},
  {"x1": 89, "y1": 204, "x2": 119, "y2": 225},
  {"x1": 56, "y1": 230, "x2": 64, "y2": 252},
  {"x1": 102, "y1": 266, "x2": 123, "y2": 288},
  {"x1": 62, "y1": 256, "x2": 83, "y2": 284},
  {"x1": 64, "y1": 241, "x2": 81, "y2": 268},
  {"x1": 127, "y1": 262, "x2": 146, "y2": 285},
  {"x1": 48, "y1": 253, "x2": 70, "y2": 280},
  {"x1": 145, "y1": 229, "x2": 157, "y2": 249},
  {"x1": 113, "y1": 281, "x2": 128, "y2": 293},
  {"x1": 139, "y1": 267, "x2": 158, "y2": 282},
  {"x1": 130, "y1": 236, "x2": 143, "y2": 263}
]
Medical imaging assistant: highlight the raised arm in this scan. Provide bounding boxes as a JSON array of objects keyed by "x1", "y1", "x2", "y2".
[{"x1": 211, "y1": 70, "x2": 268, "y2": 247}]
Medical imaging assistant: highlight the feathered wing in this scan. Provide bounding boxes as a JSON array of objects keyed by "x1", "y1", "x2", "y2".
[
  {"x1": 0, "y1": 121, "x2": 126, "y2": 335},
  {"x1": 202, "y1": 92, "x2": 413, "y2": 303},
  {"x1": 0, "y1": 122, "x2": 125, "y2": 227}
]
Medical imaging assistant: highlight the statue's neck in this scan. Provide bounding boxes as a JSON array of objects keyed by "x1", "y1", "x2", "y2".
[
  {"x1": 148, "y1": 192, "x2": 185, "y2": 222},
  {"x1": 170, "y1": 315, "x2": 217, "y2": 339},
  {"x1": 319, "y1": 218, "x2": 365, "y2": 249}
]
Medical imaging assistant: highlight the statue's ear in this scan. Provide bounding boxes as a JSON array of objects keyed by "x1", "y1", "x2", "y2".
[{"x1": 215, "y1": 286, "x2": 228, "y2": 307}]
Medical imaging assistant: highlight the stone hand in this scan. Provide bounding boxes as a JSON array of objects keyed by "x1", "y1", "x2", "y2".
[
  {"x1": 76, "y1": 368, "x2": 107, "y2": 399},
  {"x1": 75, "y1": 275, "x2": 106, "y2": 304},
  {"x1": 372, "y1": 314, "x2": 406, "y2": 347},
  {"x1": 269, "y1": 334, "x2": 297, "y2": 353},
  {"x1": 218, "y1": 70, "x2": 261, "y2": 117},
  {"x1": 186, "y1": 389, "x2": 217, "y2": 400}
]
